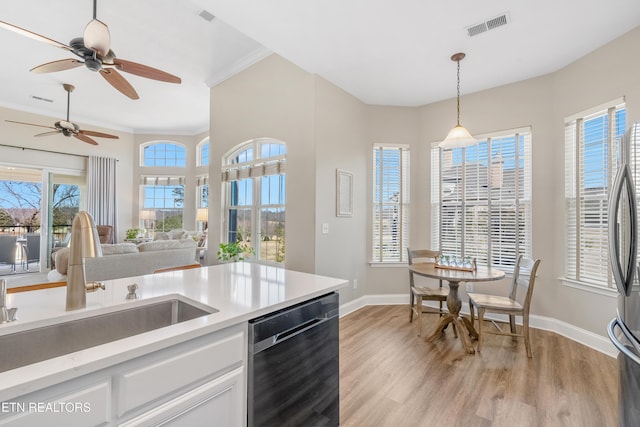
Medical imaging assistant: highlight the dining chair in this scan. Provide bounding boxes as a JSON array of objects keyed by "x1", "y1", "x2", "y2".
[
  {"x1": 0, "y1": 235, "x2": 17, "y2": 272},
  {"x1": 22, "y1": 233, "x2": 40, "y2": 271},
  {"x1": 408, "y1": 248, "x2": 450, "y2": 337},
  {"x1": 468, "y1": 255, "x2": 541, "y2": 358}
]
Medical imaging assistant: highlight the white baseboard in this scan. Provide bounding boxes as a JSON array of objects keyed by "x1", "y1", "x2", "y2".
[{"x1": 339, "y1": 294, "x2": 617, "y2": 358}]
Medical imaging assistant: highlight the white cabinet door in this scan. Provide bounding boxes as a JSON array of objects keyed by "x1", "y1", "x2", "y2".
[{"x1": 120, "y1": 367, "x2": 245, "y2": 427}]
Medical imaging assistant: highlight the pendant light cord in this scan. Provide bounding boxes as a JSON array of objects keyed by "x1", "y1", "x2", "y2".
[{"x1": 456, "y1": 59, "x2": 461, "y2": 126}]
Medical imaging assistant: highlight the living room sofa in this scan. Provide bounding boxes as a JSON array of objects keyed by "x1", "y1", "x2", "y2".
[{"x1": 48, "y1": 239, "x2": 197, "y2": 282}]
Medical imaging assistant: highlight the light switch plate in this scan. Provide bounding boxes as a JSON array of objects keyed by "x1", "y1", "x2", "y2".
[{"x1": 321, "y1": 223, "x2": 329, "y2": 234}]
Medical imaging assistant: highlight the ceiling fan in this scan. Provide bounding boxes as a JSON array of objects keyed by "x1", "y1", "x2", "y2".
[
  {"x1": 5, "y1": 83, "x2": 119, "y2": 145},
  {"x1": 0, "y1": 0, "x2": 181, "y2": 100}
]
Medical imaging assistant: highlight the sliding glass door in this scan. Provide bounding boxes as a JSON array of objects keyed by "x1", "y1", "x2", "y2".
[{"x1": 46, "y1": 171, "x2": 85, "y2": 269}]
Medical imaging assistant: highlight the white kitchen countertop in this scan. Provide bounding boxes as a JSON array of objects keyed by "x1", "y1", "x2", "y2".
[{"x1": 0, "y1": 262, "x2": 348, "y2": 401}]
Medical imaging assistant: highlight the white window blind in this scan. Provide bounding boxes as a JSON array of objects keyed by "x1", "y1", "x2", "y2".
[
  {"x1": 372, "y1": 144, "x2": 409, "y2": 263},
  {"x1": 565, "y1": 101, "x2": 627, "y2": 287},
  {"x1": 431, "y1": 128, "x2": 532, "y2": 270}
]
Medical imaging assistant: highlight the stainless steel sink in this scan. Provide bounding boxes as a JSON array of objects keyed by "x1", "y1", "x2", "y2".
[{"x1": 0, "y1": 296, "x2": 218, "y2": 373}]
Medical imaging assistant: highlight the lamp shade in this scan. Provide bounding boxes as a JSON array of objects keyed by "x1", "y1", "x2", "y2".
[
  {"x1": 139, "y1": 209, "x2": 156, "y2": 220},
  {"x1": 439, "y1": 125, "x2": 477, "y2": 149},
  {"x1": 197, "y1": 208, "x2": 209, "y2": 222},
  {"x1": 439, "y1": 52, "x2": 477, "y2": 149}
]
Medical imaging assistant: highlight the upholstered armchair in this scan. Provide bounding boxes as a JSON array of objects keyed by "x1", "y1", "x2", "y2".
[{"x1": 96, "y1": 225, "x2": 114, "y2": 244}]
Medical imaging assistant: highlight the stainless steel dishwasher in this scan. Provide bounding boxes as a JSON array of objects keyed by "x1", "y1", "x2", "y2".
[{"x1": 248, "y1": 292, "x2": 339, "y2": 427}]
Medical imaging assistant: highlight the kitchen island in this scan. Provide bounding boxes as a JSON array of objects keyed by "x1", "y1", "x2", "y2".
[{"x1": 0, "y1": 262, "x2": 348, "y2": 426}]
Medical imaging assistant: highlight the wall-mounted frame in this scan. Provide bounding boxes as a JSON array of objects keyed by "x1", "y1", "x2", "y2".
[{"x1": 336, "y1": 169, "x2": 353, "y2": 217}]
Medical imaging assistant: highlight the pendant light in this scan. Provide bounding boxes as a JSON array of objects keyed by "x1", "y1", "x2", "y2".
[{"x1": 439, "y1": 52, "x2": 477, "y2": 149}]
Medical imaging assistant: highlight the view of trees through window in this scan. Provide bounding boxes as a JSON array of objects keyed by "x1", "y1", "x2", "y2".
[
  {"x1": 0, "y1": 181, "x2": 79, "y2": 232},
  {"x1": 141, "y1": 184, "x2": 184, "y2": 231}
]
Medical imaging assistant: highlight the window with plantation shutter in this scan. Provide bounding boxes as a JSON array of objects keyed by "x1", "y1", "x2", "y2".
[
  {"x1": 431, "y1": 127, "x2": 532, "y2": 271},
  {"x1": 564, "y1": 100, "x2": 626, "y2": 288},
  {"x1": 372, "y1": 144, "x2": 409, "y2": 263}
]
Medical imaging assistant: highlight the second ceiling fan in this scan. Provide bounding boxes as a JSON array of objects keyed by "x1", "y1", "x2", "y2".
[
  {"x1": 0, "y1": 0, "x2": 181, "y2": 100},
  {"x1": 6, "y1": 83, "x2": 119, "y2": 145}
]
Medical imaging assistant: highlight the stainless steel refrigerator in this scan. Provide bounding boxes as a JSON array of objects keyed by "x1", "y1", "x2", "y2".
[{"x1": 608, "y1": 122, "x2": 640, "y2": 426}]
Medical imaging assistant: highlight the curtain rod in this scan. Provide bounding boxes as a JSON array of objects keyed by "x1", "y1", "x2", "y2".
[{"x1": 0, "y1": 143, "x2": 118, "y2": 161}]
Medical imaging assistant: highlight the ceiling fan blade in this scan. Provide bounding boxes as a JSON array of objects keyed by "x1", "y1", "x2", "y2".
[
  {"x1": 83, "y1": 19, "x2": 110, "y2": 57},
  {"x1": 112, "y1": 58, "x2": 181, "y2": 84},
  {"x1": 0, "y1": 20, "x2": 72, "y2": 51},
  {"x1": 5, "y1": 120, "x2": 56, "y2": 130},
  {"x1": 73, "y1": 133, "x2": 99, "y2": 145},
  {"x1": 33, "y1": 131, "x2": 61, "y2": 137},
  {"x1": 79, "y1": 129, "x2": 119, "y2": 139},
  {"x1": 99, "y1": 68, "x2": 139, "y2": 99},
  {"x1": 31, "y1": 59, "x2": 84, "y2": 74}
]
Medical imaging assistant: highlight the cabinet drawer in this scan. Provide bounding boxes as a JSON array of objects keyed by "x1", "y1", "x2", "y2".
[
  {"x1": 0, "y1": 381, "x2": 110, "y2": 427},
  {"x1": 117, "y1": 328, "x2": 244, "y2": 416},
  {"x1": 120, "y1": 367, "x2": 245, "y2": 427}
]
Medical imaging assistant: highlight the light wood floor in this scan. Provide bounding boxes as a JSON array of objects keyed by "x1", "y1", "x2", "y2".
[{"x1": 339, "y1": 305, "x2": 618, "y2": 427}]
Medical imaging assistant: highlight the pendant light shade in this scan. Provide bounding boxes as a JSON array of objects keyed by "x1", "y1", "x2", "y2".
[{"x1": 440, "y1": 52, "x2": 477, "y2": 149}]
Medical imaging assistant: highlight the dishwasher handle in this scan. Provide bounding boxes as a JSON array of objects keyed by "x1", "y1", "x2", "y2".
[{"x1": 252, "y1": 314, "x2": 333, "y2": 354}]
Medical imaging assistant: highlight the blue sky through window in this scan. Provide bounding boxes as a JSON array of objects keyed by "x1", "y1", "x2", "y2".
[
  {"x1": 143, "y1": 143, "x2": 186, "y2": 167},
  {"x1": 143, "y1": 185, "x2": 184, "y2": 208}
]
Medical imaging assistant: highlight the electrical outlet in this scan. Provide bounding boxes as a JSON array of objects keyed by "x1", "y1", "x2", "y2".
[
  {"x1": 353, "y1": 279, "x2": 358, "y2": 289},
  {"x1": 466, "y1": 283, "x2": 473, "y2": 292}
]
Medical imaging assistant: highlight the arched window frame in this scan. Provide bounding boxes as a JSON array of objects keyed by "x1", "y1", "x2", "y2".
[
  {"x1": 140, "y1": 141, "x2": 187, "y2": 167},
  {"x1": 222, "y1": 138, "x2": 286, "y2": 264},
  {"x1": 197, "y1": 137, "x2": 210, "y2": 167}
]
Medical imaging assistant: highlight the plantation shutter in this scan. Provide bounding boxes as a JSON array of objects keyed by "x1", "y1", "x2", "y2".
[
  {"x1": 372, "y1": 144, "x2": 409, "y2": 263},
  {"x1": 564, "y1": 100, "x2": 626, "y2": 287},
  {"x1": 431, "y1": 127, "x2": 532, "y2": 270}
]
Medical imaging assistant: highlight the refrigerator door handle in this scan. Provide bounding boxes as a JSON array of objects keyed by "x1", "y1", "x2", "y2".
[
  {"x1": 608, "y1": 163, "x2": 638, "y2": 296},
  {"x1": 608, "y1": 318, "x2": 640, "y2": 365}
]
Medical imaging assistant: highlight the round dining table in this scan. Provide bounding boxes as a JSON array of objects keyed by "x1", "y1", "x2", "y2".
[{"x1": 409, "y1": 262, "x2": 505, "y2": 354}]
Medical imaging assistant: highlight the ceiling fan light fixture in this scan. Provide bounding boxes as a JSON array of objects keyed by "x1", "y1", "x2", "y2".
[
  {"x1": 83, "y1": 19, "x2": 111, "y2": 56},
  {"x1": 440, "y1": 52, "x2": 477, "y2": 149}
]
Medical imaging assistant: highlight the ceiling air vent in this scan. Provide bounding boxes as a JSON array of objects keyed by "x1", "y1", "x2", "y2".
[
  {"x1": 30, "y1": 95, "x2": 53, "y2": 103},
  {"x1": 466, "y1": 12, "x2": 510, "y2": 37},
  {"x1": 198, "y1": 9, "x2": 215, "y2": 22}
]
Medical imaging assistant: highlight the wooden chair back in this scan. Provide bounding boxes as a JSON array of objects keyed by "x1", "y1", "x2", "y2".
[
  {"x1": 407, "y1": 249, "x2": 440, "y2": 266},
  {"x1": 407, "y1": 249, "x2": 441, "y2": 288},
  {"x1": 509, "y1": 255, "x2": 541, "y2": 316}
]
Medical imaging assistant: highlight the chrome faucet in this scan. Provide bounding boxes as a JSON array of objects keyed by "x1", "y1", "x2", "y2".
[
  {"x1": 0, "y1": 279, "x2": 17, "y2": 323},
  {"x1": 66, "y1": 211, "x2": 105, "y2": 311}
]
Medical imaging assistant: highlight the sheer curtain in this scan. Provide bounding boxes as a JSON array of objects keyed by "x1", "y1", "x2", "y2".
[{"x1": 87, "y1": 156, "x2": 118, "y2": 243}]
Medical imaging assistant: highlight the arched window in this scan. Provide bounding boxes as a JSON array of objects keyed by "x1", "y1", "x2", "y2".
[
  {"x1": 197, "y1": 138, "x2": 210, "y2": 167},
  {"x1": 222, "y1": 138, "x2": 286, "y2": 263},
  {"x1": 141, "y1": 141, "x2": 186, "y2": 167}
]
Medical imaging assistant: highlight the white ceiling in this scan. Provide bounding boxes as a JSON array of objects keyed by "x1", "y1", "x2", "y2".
[{"x1": 1, "y1": 0, "x2": 639, "y2": 136}]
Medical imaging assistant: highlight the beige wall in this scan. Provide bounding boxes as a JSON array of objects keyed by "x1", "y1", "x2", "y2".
[
  {"x1": 209, "y1": 26, "x2": 640, "y2": 337},
  {"x1": 209, "y1": 55, "x2": 317, "y2": 272},
  {"x1": 314, "y1": 76, "x2": 369, "y2": 300}
]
